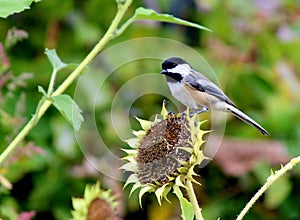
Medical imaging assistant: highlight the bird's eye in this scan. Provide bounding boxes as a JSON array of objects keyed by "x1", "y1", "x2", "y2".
[{"x1": 162, "y1": 61, "x2": 177, "y2": 70}]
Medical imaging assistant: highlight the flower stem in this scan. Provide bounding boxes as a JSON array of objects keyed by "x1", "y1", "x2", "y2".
[
  {"x1": 0, "y1": 0, "x2": 132, "y2": 166},
  {"x1": 236, "y1": 156, "x2": 300, "y2": 220},
  {"x1": 186, "y1": 180, "x2": 204, "y2": 220}
]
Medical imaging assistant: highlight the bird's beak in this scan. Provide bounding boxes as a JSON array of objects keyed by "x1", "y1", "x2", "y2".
[{"x1": 160, "y1": 69, "x2": 167, "y2": 75}]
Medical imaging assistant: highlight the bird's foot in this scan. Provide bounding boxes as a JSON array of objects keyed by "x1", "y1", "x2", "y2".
[
  {"x1": 179, "y1": 107, "x2": 208, "y2": 117},
  {"x1": 189, "y1": 107, "x2": 208, "y2": 117}
]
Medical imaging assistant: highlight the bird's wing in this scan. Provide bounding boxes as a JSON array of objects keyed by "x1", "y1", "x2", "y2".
[{"x1": 185, "y1": 73, "x2": 236, "y2": 107}]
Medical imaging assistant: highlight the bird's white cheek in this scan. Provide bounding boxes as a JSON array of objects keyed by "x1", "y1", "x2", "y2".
[{"x1": 170, "y1": 64, "x2": 190, "y2": 77}]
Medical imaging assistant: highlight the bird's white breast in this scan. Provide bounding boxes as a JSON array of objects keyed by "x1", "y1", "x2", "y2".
[{"x1": 167, "y1": 81, "x2": 198, "y2": 109}]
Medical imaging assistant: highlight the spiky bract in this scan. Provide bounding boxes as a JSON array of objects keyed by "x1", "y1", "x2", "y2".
[{"x1": 121, "y1": 103, "x2": 209, "y2": 206}]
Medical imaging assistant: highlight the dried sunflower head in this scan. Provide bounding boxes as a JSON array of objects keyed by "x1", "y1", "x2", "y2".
[
  {"x1": 71, "y1": 182, "x2": 119, "y2": 220},
  {"x1": 121, "y1": 103, "x2": 209, "y2": 206}
]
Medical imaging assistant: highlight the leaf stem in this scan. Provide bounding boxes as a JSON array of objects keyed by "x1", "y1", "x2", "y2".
[
  {"x1": 0, "y1": 0, "x2": 132, "y2": 166},
  {"x1": 236, "y1": 156, "x2": 300, "y2": 220},
  {"x1": 115, "y1": 16, "x2": 135, "y2": 37},
  {"x1": 186, "y1": 180, "x2": 204, "y2": 220},
  {"x1": 47, "y1": 69, "x2": 57, "y2": 96}
]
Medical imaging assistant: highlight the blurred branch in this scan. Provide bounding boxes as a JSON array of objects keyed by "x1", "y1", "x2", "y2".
[
  {"x1": 0, "y1": 0, "x2": 210, "y2": 166},
  {"x1": 0, "y1": 0, "x2": 133, "y2": 165},
  {"x1": 236, "y1": 155, "x2": 300, "y2": 220}
]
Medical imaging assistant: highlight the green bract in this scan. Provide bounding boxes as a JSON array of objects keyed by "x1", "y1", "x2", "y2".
[
  {"x1": 121, "y1": 103, "x2": 209, "y2": 207},
  {"x1": 71, "y1": 182, "x2": 118, "y2": 220}
]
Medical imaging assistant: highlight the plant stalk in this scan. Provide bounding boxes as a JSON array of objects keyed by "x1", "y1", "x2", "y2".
[
  {"x1": 0, "y1": 0, "x2": 132, "y2": 165},
  {"x1": 47, "y1": 69, "x2": 57, "y2": 96},
  {"x1": 236, "y1": 156, "x2": 300, "y2": 220},
  {"x1": 186, "y1": 180, "x2": 204, "y2": 220}
]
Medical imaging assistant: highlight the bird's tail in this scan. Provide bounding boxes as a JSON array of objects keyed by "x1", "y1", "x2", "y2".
[{"x1": 226, "y1": 104, "x2": 269, "y2": 136}]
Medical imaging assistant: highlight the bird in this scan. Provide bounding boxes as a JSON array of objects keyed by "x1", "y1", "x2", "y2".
[{"x1": 160, "y1": 57, "x2": 269, "y2": 136}]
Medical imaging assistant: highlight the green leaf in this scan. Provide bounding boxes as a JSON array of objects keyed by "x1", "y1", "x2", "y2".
[
  {"x1": 52, "y1": 94, "x2": 84, "y2": 131},
  {"x1": 0, "y1": 0, "x2": 37, "y2": 18},
  {"x1": 173, "y1": 186, "x2": 194, "y2": 220},
  {"x1": 133, "y1": 7, "x2": 211, "y2": 31},
  {"x1": 45, "y1": 49, "x2": 67, "y2": 72}
]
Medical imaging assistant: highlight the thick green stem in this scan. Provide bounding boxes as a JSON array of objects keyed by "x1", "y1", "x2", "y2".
[
  {"x1": 0, "y1": 0, "x2": 132, "y2": 166},
  {"x1": 236, "y1": 156, "x2": 300, "y2": 220},
  {"x1": 186, "y1": 180, "x2": 204, "y2": 220}
]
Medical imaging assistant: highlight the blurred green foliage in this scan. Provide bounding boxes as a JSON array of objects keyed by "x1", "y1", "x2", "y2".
[{"x1": 0, "y1": 0, "x2": 300, "y2": 219}]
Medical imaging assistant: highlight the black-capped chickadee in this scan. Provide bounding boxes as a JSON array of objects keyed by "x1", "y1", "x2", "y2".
[{"x1": 160, "y1": 57, "x2": 269, "y2": 136}]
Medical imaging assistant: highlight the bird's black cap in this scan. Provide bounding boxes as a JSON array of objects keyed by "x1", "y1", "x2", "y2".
[{"x1": 161, "y1": 57, "x2": 189, "y2": 70}]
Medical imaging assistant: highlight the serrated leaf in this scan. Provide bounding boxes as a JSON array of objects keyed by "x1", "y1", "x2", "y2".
[
  {"x1": 133, "y1": 7, "x2": 211, "y2": 31},
  {"x1": 0, "y1": 0, "x2": 36, "y2": 18},
  {"x1": 52, "y1": 94, "x2": 83, "y2": 131},
  {"x1": 45, "y1": 49, "x2": 67, "y2": 71},
  {"x1": 173, "y1": 186, "x2": 194, "y2": 220}
]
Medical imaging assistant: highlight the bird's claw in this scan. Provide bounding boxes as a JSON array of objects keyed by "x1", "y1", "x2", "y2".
[
  {"x1": 178, "y1": 107, "x2": 208, "y2": 117},
  {"x1": 189, "y1": 107, "x2": 208, "y2": 117}
]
